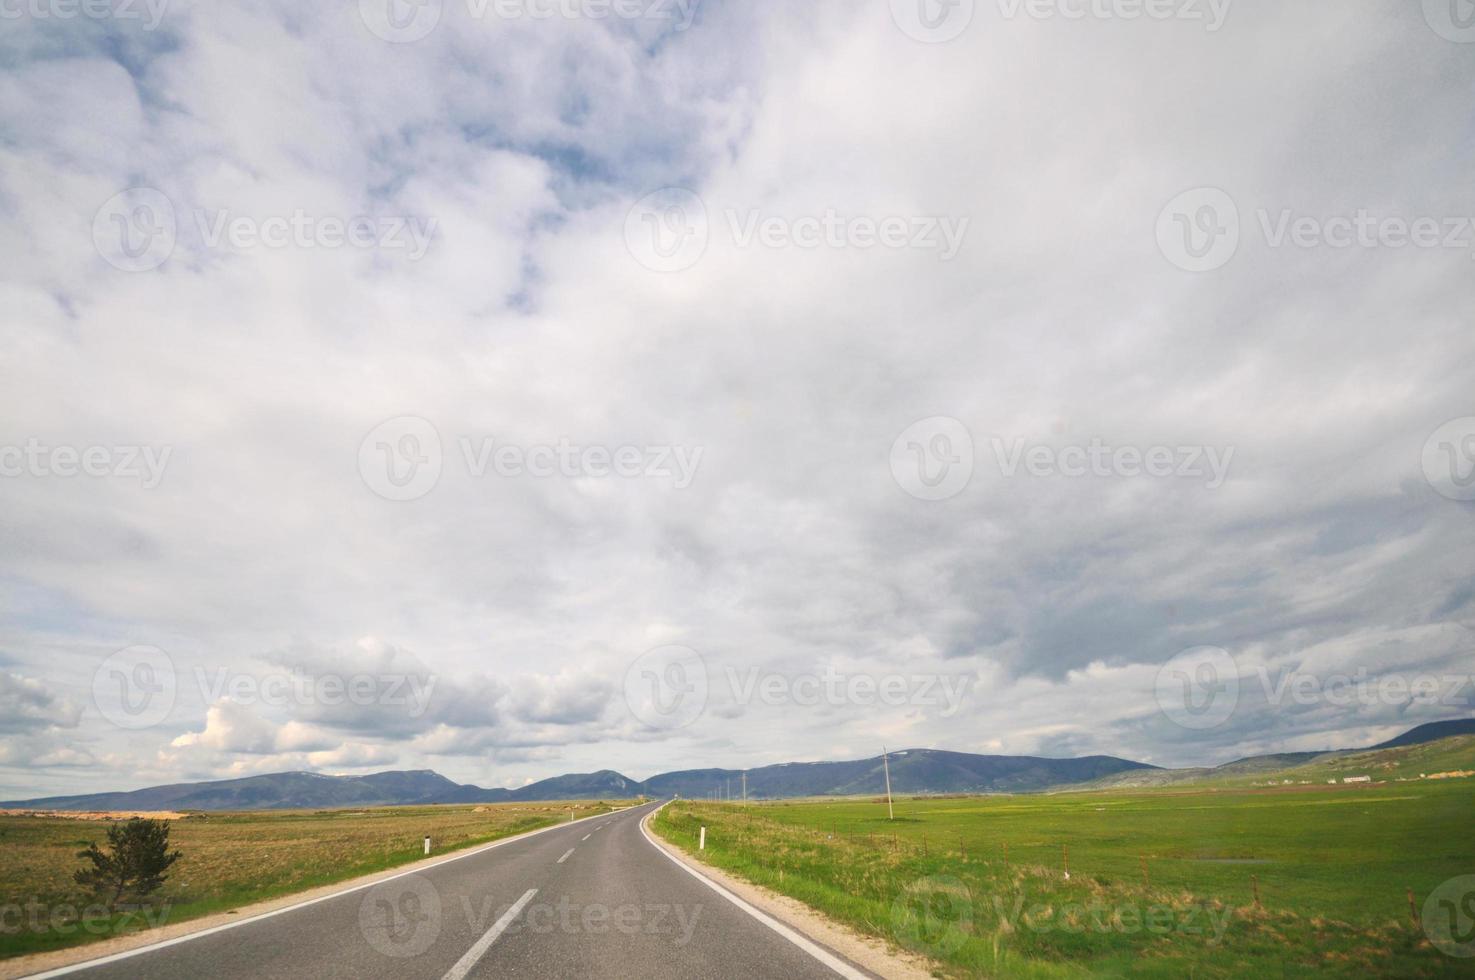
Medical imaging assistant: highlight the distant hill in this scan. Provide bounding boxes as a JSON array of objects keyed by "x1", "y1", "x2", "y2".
[
  {"x1": 3, "y1": 750, "x2": 1150, "y2": 812},
  {"x1": 1086, "y1": 718, "x2": 1475, "y2": 790},
  {"x1": 1368, "y1": 718, "x2": 1475, "y2": 749},
  {"x1": 644, "y1": 749, "x2": 1152, "y2": 799},
  {"x1": 11, "y1": 719, "x2": 1467, "y2": 812},
  {"x1": 1, "y1": 770, "x2": 487, "y2": 813}
]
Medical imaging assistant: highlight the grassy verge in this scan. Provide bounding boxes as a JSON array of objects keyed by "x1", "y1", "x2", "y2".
[
  {"x1": 0, "y1": 799, "x2": 630, "y2": 959},
  {"x1": 651, "y1": 783, "x2": 1473, "y2": 977}
]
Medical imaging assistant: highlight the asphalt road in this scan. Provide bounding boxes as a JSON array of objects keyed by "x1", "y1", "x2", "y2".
[{"x1": 31, "y1": 802, "x2": 873, "y2": 980}]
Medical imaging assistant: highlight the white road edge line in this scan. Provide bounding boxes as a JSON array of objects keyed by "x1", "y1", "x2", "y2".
[
  {"x1": 439, "y1": 887, "x2": 538, "y2": 980},
  {"x1": 638, "y1": 804, "x2": 869, "y2": 980},
  {"x1": 22, "y1": 804, "x2": 647, "y2": 980},
  {"x1": 557, "y1": 847, "x2": 576, "y2": 863}
]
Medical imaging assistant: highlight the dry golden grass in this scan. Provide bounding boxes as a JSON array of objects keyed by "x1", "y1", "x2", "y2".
[{"x1": 0, "y1": 799, "x2": 627, "y2": 958}]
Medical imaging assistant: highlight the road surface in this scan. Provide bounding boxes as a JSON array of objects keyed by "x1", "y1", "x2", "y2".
[{"x1": 30, "y1": 802, "x2": 873, "y2": 980}]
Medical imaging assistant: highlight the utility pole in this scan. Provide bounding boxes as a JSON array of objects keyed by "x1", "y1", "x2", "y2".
[
  {"x1": 882, "y1": 746, "x2": 894, "y2": 821},
  {"x1": 742, "y1": 771, "x2": 747, "y2": 803}
]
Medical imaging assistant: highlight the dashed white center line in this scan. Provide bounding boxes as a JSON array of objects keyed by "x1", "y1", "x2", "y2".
[
  {"x1": 440, "y1": 887, "x2": 537, "y2": 980},
  {"x1": 557, "y1": 847, "x2": 575, "y2": 863},
  {"x1": 582, "y1": 834, "x2": 591, "y2": 841}
]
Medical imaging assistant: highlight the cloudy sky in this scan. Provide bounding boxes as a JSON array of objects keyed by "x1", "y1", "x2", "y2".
[{"x1": 2, "y1": 0, "x2": 1473, "y2": 799}]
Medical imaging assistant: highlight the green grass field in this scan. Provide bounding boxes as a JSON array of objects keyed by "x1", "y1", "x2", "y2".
[
  {"x1": 0, "y1": 799, "x2": 629, "y2": 960},
  {"x1": 653, "y1": 781, "x2": 1475, "y2": 977}
]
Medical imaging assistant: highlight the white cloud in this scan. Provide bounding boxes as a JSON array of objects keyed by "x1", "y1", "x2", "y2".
[{"x1": 1, "y1": 0, "x2": 1473, "y2": 795}]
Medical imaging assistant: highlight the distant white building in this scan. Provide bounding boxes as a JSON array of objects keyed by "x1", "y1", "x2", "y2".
[{"x1": 1342, "y1": 775, "x2": 1371, "y2": 784}]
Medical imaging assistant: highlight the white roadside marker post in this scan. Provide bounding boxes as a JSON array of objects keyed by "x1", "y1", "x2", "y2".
[
  {"x1": 699, "y1": 826, "x2": 706, "y2": 850},
  {"x1": 424, "y1": 836, "x2": 431, "y2": 855},
  {"x1": 882, "y1": 747, "x2": 895, "y2": 821}
]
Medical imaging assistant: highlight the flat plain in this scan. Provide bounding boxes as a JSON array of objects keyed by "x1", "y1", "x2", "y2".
[
  {"x1": 653, "y1": 776, "x2": 1475, "y2": 977},
  {"x1": 0, "y1": 799, "x2": 625, "y2": 959}
]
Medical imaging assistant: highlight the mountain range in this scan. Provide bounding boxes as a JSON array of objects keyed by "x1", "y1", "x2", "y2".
[{"x1": 7, "y1": 718, "x2": 1470, "y2": 812}]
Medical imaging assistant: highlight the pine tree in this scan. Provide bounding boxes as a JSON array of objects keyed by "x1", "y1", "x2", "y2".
[{"x1": 74, "y1": 818, "x2": 182, "y2": 907}]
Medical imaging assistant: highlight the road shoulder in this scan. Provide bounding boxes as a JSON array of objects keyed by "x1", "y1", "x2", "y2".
[{"x1": 641, "y1": 806, "x2": 938, "y2": 980}]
